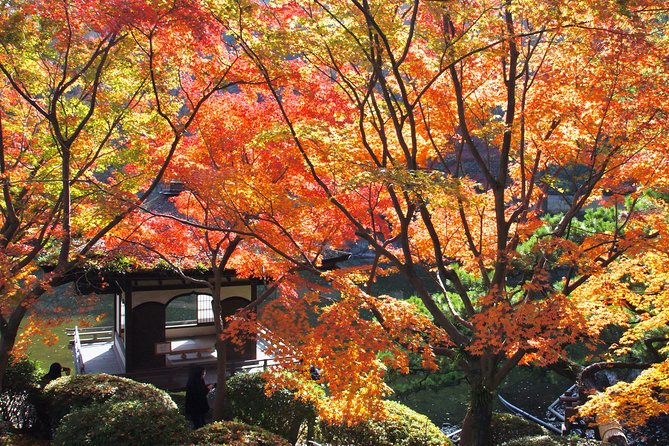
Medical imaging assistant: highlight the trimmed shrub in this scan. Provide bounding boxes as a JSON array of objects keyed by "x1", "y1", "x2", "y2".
[
  {"x1": 491, "y1": 413, "x2": 547, "y2": 445},
  {"x1": 318, "y1": 400, "x2": 453, "y2": 446},
  {"x1": 225, "y1": 372, "x2": 316, "y2": 444},
  {"x1": 190, "y1": 420, "x2": 292, "y2": 446},
  {"x1": 52, "y1": 399, "x2": 189, "y2": 446},
  {"x1": 2, "y1": 356, "x2": 41, "y2": 391},
  {"x1": 492, "y1": 414, "x2": 603, "y2": 446},
  {"x1": 500, "y1": 435, "x2": 603, "y2": 446},
  {"x1": 0, "y1": 356, "x2": 42, "y2": 432},
  {"x1": 43, "y1": 373, "x2": 176, "y2": 424},
  {"x1": 169, "y1": 390, "x2": 186, "y2": 414},
  {"x1": 0, "y1": 421, "x2": 49, "y2": 446},
  {"x1": 500, "y1": 437, "x2": 558, "y2": 446}
]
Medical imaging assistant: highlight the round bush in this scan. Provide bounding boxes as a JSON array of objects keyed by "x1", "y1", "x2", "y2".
[
  {"x1": 0, "y1": 426, "x2": 49, "y2": 446},
  {"x1": 491, "y1": 413, "x2": 547, "y2": 445},
  {"x1": 318, "y1": 400, "x2": 453, "y2": 446},
  {"x1": 0, "y1": 356, "x2": 43, "y2": 433},
  {"x1": 500, "y1": 435, "x2": 603, "y2": 446},
  {"x1": 225, "y1": 372, "x2": 316, "y2": 444},
  {"x1": 190, "y1": 420, "x2": 291, "y2": 446},
  {"x1": 492, "y1": 414, "x2": 604, "y2": 446},
  {"x1": 52, "y1": 399, "x2": 188, "y2": 446},
  {"x1": 43, "y1": 373, "x2": 176, "y2": 424},
  {"x1": 2, "y1": 356, "x2": 41, "y2": 391}
]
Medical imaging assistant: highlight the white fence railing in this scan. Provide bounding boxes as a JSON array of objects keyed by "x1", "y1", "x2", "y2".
[
  {"x1": 66, "y1": 326, "x2": 113, "y2": 344},
  {"x1": 71, "y1": 326, "x2": 86, "y2": 374}
]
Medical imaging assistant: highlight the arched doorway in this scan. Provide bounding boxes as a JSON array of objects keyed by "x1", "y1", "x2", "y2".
[{"x1": 130, "y1": 302, "x2": 166, "y2": 370}]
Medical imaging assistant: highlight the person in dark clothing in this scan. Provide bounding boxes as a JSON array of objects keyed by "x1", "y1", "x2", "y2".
[
  {"x1": 40, "y1": 362, "x2": 63, "y2": 388},
  {"x1": 37, "y1": 362, "x2": 69, "y2": 438},
  {"x1": 184, "y1": 365, "x2": 211, "y2": 429}
]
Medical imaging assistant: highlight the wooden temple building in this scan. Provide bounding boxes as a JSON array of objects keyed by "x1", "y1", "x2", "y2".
[{"x1": 70, "y1": 268, "x2": 274, "y2": 389}]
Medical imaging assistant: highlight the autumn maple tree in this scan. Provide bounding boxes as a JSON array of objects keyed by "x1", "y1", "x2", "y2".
[
  {"x1": 192, "y1": 1, "x2": 669, "y2": 445},
  {"x1": 575, "y1": 195, "x2": 669, "y2": 427},
  {"x1": 2, "y1": 0, "x2": 667, "y2": 444},
  {"x1": 115, "y1": 81, "x2": 356, "y2": 421},
  {"x1": 0, "y1": 0, "x2": 245, "y2": 386}
]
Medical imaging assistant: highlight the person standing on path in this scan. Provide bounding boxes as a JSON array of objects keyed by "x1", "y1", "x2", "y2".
[{"x1": 185, "y1": 365, "x2": 211, "y2": 429}]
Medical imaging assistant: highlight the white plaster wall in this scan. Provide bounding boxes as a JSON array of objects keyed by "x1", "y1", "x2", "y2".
[{"x1": 130, "y1": 285, "x2": 252, "y2": 308}]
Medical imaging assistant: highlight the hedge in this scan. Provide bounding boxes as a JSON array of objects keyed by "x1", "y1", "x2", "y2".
[
  {"x1": 491, "y1": 412, "x2": 548, "y2": 445},
  {"x1": 318, "y1": 400, "x2": 453, "y2": 446},
  {"x1": 52, "y1": 400, "x2": 188, "y2": 446},
  {"x1": 0, "y1": 356, "x2": 43, "y2": 433},
  {"x1": 1, "y1": 356, "x2": 41, "y2": 391},
  {"x1": 493, "y1": 413, "x2": 602, "y2": 446},
  {"x1": 190, "y1": 420, "x2": 292, "y2": 446},
  {"x1": 0, "y1": 425, "x2": 49, "y2": 446},
  {"x1": 499, "y1": 435, "x2": 603, "y2": 446},
  {"x1": 43, "y1": 373, "x2": 176, "y2": 424},
  {"x1": 224, "y1": 372, "x2": 316, "y2": 444}
]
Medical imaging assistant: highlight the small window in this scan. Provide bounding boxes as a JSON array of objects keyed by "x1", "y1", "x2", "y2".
[
  {"x1": 197, "y1": 294, "x2": 214, "y2": 324},
  {"x1": 166, "y1": 293, "x2": 214, "y2": 327}
]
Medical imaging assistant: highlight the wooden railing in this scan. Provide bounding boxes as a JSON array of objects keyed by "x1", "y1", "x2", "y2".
[
  {"x1": 70, "y1": 326, "x2": 86, "y2": 375},
  {"x1": 227, "y1": 357, "x2": 277, "y2": 373},
  {"x1": 68, "y1": 326, "x2": 114, "y2": 375},
  {"x1": 67, "y1": 326, "x2": 113, "y2": 345},
  {"x1": 123, "y1": 357, "x2": 282, "y2": 390}
]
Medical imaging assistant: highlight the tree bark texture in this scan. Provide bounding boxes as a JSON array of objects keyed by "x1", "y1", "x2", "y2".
[{"x1": 460, "y1": 379, "x2": 495, "y2": 446}]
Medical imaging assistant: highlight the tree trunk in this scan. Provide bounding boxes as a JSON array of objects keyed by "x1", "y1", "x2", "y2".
[
  {"x1": 210, "y1": 265, "x2": 228, "y2": 422},
  {"x1": 212, "y1": 337, "x2": 227, "y2": 420},
  {"x1": 460, "y1": 381, "x2": 495, "y2": 446},
  {"x1": 0, "y1": 305, "x2": 27, "y2": 391},
  {"x1": 0, "y1": 334, "x2": 16, "y2": 391}
]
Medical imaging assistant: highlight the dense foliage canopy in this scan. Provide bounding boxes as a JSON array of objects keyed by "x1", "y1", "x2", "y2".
[{"x1": 2, "y1": 1, "x2": 668, "y2": 445}]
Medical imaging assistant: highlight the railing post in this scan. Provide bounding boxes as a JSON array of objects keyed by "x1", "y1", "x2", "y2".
[{"x1": 71, "y1": 326, "x2": 86, "y2": 375}]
